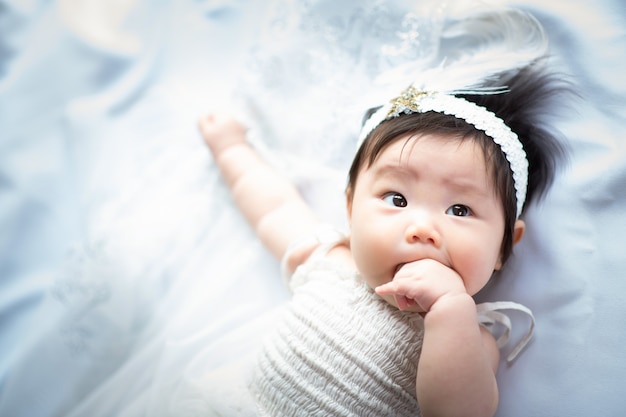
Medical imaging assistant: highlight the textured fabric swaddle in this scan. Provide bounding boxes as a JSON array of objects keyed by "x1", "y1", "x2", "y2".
[{"x1": 251, "y1": 257, "x2": 424, "y2": 416}]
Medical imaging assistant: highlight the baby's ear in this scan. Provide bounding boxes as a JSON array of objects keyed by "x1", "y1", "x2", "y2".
[
  {"x1": 495, "y1": 220, "x2": 526, "y2": 270},
  {"x1": 513, "y1": 219, "x2": 526, "y2": 245},
  {"x1": 494, "y1": 256, "x2": 503, "y2": 271},
  {"x1": 345, "y1": 187, "x2": 354, "y2": 223}
]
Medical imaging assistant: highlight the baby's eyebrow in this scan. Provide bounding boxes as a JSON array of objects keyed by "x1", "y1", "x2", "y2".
[
  {"x1": 443, "y1": 173, "x2": 484, "y2": 190},
  {"x1": 372, "y1": 163, "x2": 415, "y2": 180},
  {"x1": 445, "y1": 178, "x2": 491, "y2": 199}
]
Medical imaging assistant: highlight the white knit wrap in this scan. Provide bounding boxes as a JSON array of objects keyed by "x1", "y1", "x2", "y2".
[{"x1": 251, "y1": 258, "x2": 424, "y2": 417}]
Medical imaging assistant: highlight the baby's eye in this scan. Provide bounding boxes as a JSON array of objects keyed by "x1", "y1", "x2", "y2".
[
  {"x1": 446, "y1": 204, "x2": 472, "y2": 217},
  {"x1": 382, "y1": 192, "x2": 408, "y2": 208}
]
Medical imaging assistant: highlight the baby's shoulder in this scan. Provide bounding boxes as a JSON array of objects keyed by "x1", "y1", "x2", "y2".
[
  {"x1": 289, "y1": 243, "x2": 356, "y2": 290},
  {"x1": 325, "y1": 241, "x2": 354, "y2": 267},
  {"x1": 281, "y1": 226, "x2": 350, "y2": 278}
]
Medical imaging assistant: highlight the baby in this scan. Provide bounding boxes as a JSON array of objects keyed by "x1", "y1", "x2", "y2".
[{"x1": 199, "y1": 57, "x2": 567, "y2": 417}]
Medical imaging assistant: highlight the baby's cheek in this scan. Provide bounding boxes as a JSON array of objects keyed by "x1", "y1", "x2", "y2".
[
  {"x1": 456, "y1": 251, "x2": 495, "y2": 295},
  {"x1": 351, "y1": 241, "x2": 389, "y2": 287}
]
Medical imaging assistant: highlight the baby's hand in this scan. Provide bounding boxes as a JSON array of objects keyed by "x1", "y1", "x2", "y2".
[
  {"x1": 375, "y1": 259, "x2": 467, "y2": 312},
  {"x1": 198, "y1": 113, "x2": 247, "y2": 156}
]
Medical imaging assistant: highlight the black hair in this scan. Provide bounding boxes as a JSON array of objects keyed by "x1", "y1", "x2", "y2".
[{"x1": 461, "y1": 61, "x2": 571, "y2": 209}]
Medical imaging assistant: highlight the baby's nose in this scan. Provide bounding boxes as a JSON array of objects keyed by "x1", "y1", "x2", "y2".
[{"x1": 404, "y1": 212, "x2": 442, "y2": 247}]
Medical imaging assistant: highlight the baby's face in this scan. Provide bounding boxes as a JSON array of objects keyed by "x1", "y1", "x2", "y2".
[{"x1": 347, "y1": 133, "x2": 506, "y2": 307}]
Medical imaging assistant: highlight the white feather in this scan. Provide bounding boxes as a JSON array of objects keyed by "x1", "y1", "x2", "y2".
[{"x1": 366, "y1": 5, "x2": 548, "y2": 106}]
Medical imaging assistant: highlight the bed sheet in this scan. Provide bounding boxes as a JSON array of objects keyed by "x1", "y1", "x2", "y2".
[{"x1": 1, "y1": 0, "x2": 625, "y2": 416}]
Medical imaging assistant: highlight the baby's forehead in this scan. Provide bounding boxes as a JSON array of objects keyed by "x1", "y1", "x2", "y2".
[
  {"x1": 379, "y1": 133, "x2": 490, "y2": 173},
  {"x1": 375, "y1": 132, "x2": 488, "y2": 165}
]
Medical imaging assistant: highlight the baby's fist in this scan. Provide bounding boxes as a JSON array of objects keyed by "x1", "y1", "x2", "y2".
[{"x1": 198, "y1": 113, "x2": 247, "y2": 156}]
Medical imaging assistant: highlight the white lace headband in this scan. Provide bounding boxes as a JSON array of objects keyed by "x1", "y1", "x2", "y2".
[{"x1": 358, "y1": 86, "x2": 528, "y2": 218}]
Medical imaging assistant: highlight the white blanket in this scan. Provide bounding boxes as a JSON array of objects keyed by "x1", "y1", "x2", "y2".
[{"x1": 1, "y1": 0, "x2": 625, "y2": 415}]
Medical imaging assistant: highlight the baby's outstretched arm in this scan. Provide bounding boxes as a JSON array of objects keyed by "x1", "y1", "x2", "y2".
[{"x1": 199, "y1": 114, "x2": 320, "y2": 266}]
